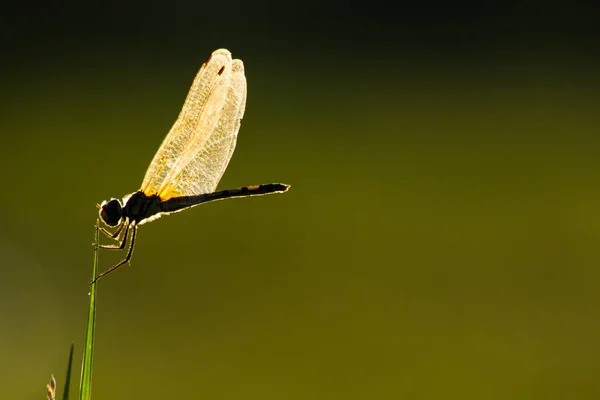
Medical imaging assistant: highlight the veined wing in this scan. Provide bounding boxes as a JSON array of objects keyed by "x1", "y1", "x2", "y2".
[
  {"x1": 167, "y1": 59, "x2": 246, "y2": 199},
  {"x1": 140, "y1": 48, "x2": 247, "y2": 200}
]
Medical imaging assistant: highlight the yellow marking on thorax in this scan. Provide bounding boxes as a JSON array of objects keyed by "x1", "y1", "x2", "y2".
[{"x1": 159, "y1": 185, "x2": 180, "y2": 200}]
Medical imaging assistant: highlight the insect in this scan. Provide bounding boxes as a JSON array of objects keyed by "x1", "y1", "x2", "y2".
[{"x1": 95, "y1": 48, "x2": 290, "y2": 283}]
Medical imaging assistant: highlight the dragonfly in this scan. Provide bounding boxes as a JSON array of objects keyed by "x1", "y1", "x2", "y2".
[{"x1": 94, "y1": 48, "x2": 290, "y2": 283}]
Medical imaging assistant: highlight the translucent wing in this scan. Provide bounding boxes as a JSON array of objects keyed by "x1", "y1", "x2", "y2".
[{"x1": 140, "y1": 48, "x2": 247, "y2": 200}]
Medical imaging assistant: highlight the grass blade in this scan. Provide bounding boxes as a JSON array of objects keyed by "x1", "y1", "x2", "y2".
[
  {"x1": 79, "y1": 222, "x2": 99, "y2": 399},
  {"x1": 63, "y1": 343, "x2": 74, "y2": 400}
]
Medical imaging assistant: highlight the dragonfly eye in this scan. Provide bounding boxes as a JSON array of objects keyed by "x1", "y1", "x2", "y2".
[{"x1": 99, "y1": 198, "x2": 123, "y2": 226}]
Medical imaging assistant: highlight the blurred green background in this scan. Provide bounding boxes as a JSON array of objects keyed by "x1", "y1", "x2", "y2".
[{"x1": 1, "y1": 2, "x2": 600, "y2": 399}]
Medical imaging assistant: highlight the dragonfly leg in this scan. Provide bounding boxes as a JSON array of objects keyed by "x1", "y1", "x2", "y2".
[
  {"x1": 99, "y1": 222, "x2": 130, "y2": 250},
  {"x1": 98, "y1": 222, "x2": 125, "y2": 240},
  {"x1": 92, "y1": 224, "x2": 138, "y2": 284},
  {"x1": 93, "y1": 221, "x2": 124, "y2": 246}
]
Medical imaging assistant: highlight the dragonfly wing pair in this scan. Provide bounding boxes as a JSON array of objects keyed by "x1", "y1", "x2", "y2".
[{"x1": 141, "y1": 49, "x2": 247, "y2": 200}]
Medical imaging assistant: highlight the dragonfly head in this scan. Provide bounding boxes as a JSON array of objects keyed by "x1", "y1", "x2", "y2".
[{"x1": 99, "y1": 198, "x2": 123, "y2": 226}]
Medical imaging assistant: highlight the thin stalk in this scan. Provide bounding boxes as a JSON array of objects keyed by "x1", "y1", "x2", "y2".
[
  {"x1": 79, "y1": 221, "x2": 99, "y2": 399},
  {"x1": 63, "y1": 343, "x2": 74, "y2": 400}
]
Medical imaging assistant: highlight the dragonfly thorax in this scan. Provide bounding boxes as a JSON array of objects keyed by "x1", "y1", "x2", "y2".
[{"x1": 99, "y1": 198, "x2": 123, "y2": 226}]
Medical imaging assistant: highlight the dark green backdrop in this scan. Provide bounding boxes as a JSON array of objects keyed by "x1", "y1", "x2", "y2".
[{"x1": 1, "y1": 2, "x2": 600, "y2": 399}]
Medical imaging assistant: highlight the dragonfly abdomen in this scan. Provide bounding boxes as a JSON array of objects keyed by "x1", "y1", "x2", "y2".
[{"x1": 161, "y1": 183, "x2": 290, "y2": 213}]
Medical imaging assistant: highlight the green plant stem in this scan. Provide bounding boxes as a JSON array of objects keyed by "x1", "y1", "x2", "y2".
[{"x1": 79, "y1": 222, "x2": 99, "y2": 399}]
